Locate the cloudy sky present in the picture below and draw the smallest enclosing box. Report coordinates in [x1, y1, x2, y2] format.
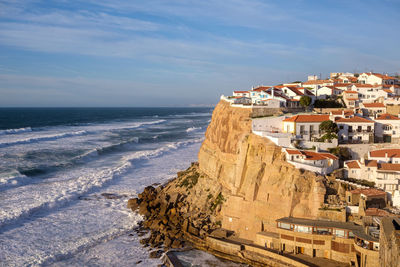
[0, 0, 399, 107]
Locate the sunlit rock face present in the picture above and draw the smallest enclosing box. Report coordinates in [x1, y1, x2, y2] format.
[198, 100, 326, 240]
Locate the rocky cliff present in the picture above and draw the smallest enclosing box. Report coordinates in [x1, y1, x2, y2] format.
[198, 100, 326, 239]
[130, 100, 328, 250]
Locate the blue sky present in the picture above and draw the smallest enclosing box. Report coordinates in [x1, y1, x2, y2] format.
[0, 0, 399, 107]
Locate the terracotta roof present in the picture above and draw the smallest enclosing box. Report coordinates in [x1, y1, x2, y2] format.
[378, 163, 400, 172]
[301, 150, 338, 161]
[234, 90, 249, 93]
[370, 149, 400, 158]
[363, 103, 385, 108]
[376, 113, 400, 120]
[303, 80, 332, 85]
[287, 87, 304, 96]
[353, 83, 374, 88]
[253, 86, 271, 92]
[350, 188, 386, 197]
[283, 114, 330, 123]
[365, 208, 390, 217]
[330, 109, 353, 115]
[336, 117, 374, 123]
[383, 89, 393, 93]
[346, 160, 360, 169]
[285, 149, 302, 155]
[335, 83, 352, 87]
[344, 90, 358, 94]
[369, 73, 397, 80]
[365, 160, 378, 168]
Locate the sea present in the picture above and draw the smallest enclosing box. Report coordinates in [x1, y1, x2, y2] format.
[0, 107, 245, 267]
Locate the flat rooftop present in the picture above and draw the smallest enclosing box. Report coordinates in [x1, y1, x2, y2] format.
[277, 217, 378, 242]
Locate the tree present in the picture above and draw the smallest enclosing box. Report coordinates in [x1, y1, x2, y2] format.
[319, 120, 339, 142]
[299, 95, 312, 108]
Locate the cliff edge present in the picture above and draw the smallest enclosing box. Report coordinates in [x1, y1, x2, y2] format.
[198, 100, 326, 239]
[129, 99, 327, 253]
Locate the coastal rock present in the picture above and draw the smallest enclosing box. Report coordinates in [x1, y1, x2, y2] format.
[127, 198, 141, 211]
[133, 100, 327, 255]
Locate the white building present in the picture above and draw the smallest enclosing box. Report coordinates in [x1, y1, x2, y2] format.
[374, 113, 400, 143]
[284, 148, 339, 175]
[342, 90, 359, 108]
[233, 90, 250, 98]
[282, 114, 330, 141]
[315, 86, 342, 99]
[358, 72, 398, 86]
[345, 158, 400, 206]
[368, 148, 400, 164]
[360, 102, 386, 118]
[336, 116, 374, 144]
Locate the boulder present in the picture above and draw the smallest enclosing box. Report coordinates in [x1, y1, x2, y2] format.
[127, 198, 141, 211]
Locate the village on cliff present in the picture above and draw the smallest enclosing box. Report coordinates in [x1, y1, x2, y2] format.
[219, 71, 400, 266]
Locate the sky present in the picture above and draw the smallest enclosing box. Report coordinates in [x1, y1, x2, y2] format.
[0, 0, 399, 107]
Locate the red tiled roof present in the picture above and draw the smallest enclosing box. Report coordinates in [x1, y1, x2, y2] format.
[363, 103, 385, 108]
[253, 86, 271, 92]
[352, 83, 374, 88]
[369, 73, 397, 80]
[376, 113, 400, 120]
[336, 117, 374, 123]
[330, 110, 353, 115]
[383, 89, 393, 93]
[344, 90, 358, 94]
[335, 83, 352, 87]
[350, 188, 386, 197]
[303, 80, 332, 85]
[365, 160, 378, 168]
[287, 87, 304, 96]
[370, 149, 400, 158]
[283, 115, 330, 123]
[346, 160, 360, 169]
[378, 163, 400, 172]
[285, 149, 302, 155]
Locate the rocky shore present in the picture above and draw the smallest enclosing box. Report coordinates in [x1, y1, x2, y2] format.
[127, 163, 224, 257]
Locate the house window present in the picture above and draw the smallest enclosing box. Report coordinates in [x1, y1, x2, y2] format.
[339, 125, 344, 130]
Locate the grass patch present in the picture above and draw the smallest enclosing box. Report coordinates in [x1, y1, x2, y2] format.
[210, 192, 226, 212]
[178, 171, 200, 189]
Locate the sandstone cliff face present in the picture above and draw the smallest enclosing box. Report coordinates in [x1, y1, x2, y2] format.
[198, 100, 326, 240]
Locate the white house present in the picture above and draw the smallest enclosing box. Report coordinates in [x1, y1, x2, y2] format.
[345, 158, 400, 203]
[282, 114, 330, 141]
[233, 90, 250, 98]
[336, 116, 374, 144]
[358, 72, 398, 86]
[374, 113, 400, 143]
[315, 86, 342, 99]
[360, 102, 386, 118]
[301, 79, 334, 94]
[342, 90, 359, 108]
[284, 148, 339, 175]
[368, 148, 400, 164]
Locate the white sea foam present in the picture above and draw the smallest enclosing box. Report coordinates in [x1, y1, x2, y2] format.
[186, 126, 201, 132]
[0, 170, 30, 189]
[0, 127, 32, 135]
[0, 138, 203, 227]
[0, 130, 88, 148]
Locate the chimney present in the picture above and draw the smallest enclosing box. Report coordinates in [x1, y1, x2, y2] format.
[272, 88, 274, 98]
[385, 152, 389, 162]
[315, 146, 319, 152]
[360, 157, 365, 164]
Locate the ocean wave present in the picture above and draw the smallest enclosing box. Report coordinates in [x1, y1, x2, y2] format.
[186, 126, 201, 133]
[0, 130, 88, 148]
[0, 137, 204, 228]
[0, 170, 30, 189]
[0, 127, 32, 135]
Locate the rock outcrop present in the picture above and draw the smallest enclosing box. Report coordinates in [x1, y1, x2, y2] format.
[130, 99, 327, 251]
[198, 100, 326, 239]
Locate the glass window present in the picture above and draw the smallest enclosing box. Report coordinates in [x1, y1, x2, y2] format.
[294, 225, 312, 234]
[315, 227, 331, 235]
[279, 222, 291, 230]
[348, 231, 355, 238]
[334, 229, 345, 238]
